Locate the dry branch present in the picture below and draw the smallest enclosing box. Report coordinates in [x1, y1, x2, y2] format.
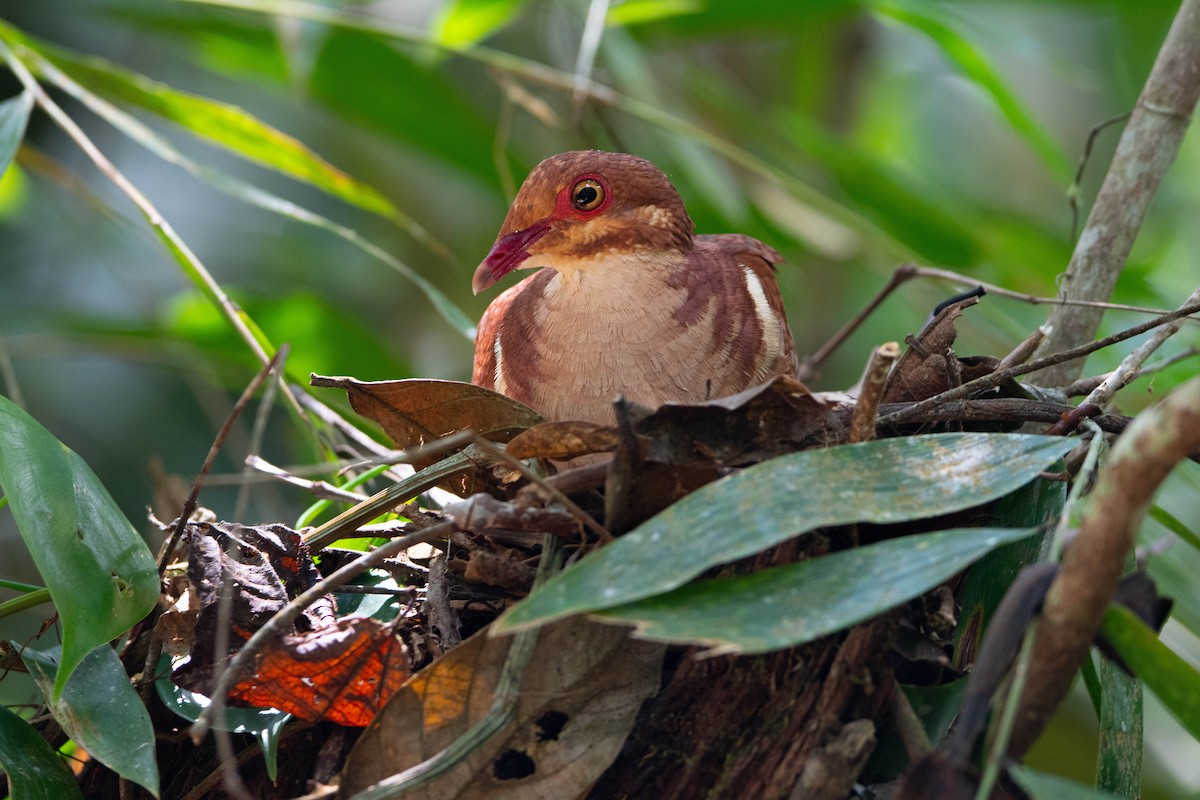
[1032, 0, 1200, 385]
[1009, 376, 1200, 755]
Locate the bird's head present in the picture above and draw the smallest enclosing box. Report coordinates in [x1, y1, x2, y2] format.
[472, 151, 695, 293]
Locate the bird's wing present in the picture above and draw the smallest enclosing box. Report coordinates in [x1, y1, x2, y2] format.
[693, 234, 799, 382]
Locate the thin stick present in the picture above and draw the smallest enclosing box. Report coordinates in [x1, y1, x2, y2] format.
[905, 264, 1185, 318]
[1080, 284, 1200, 411]
[876, 298, 1200, 428]
[800, 265, 916, 381]
[158, 349, 286, 572]
[245, 455, 371, 503]
[849, 342, 899, 443]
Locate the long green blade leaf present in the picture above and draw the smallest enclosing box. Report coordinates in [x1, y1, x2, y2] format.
[1101, 604, 1200, 740]
[22, 48, 473, 340]
[1008, 763, 1119, 800]
[872, 1, 1072, 183]
[598, 526, 1037, 654]
[0, 88, 33, 176]
[496, 433, 1075, 632]
[0, 22, 392, 218]
[0, 396, 159, 698]
[22, 646, 160, 797]
[0, 704, 84, 800]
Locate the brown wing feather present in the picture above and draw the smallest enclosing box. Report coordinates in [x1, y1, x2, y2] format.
[691, 234, 798, 386]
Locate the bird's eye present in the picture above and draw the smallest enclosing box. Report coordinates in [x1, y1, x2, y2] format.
[571, 179, 605, 211]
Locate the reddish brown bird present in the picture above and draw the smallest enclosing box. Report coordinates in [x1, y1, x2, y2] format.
[472, 150, 798, 424]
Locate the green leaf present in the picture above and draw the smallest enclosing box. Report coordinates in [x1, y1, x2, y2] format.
[1150, 505, 1200, 552]
[21, 646, 160, 797]
[496, 433, 1076, 633]
[0, 396, 159, 698]
[1101, 604, 1200, 740]
[0, 21, 419, 227]
[952, 477, 1063, 668]
[0, 703, 84, 800]
[155, 656, 289, 782]
[1008, 763, 1119, 800]
[597, 527, 1036, 654]
[17, 47, 473, 340]
[871, 1, 1072, 183]
[0, 88, 33, 177]
[432, 0, 530, 48]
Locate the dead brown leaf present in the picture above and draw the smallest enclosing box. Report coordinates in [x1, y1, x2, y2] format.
[309, 376, 542, 450]
[882, 297, 997, 404]
[506, 421, 620, 460]
[637, 374, 839, 466]
[339, 620, 664, 799]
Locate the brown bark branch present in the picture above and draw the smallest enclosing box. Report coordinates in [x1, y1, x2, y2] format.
[1008, 376, 1200, 756]
[1032, 0, 1200, 386]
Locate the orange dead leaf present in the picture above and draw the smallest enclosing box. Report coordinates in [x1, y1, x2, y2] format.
[230, 616, 410, 727]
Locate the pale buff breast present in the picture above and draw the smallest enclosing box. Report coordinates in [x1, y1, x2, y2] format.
[521, 253, 753, 424]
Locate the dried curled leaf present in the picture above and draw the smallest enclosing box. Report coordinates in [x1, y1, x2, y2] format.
[310, 375, 541, 450]
[506, 421, 620, 460]
[340, 621, 664, 798]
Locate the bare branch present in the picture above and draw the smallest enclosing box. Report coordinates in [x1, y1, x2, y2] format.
[1032, 0, 1200, 385]
[1009, 376, 1200, 755]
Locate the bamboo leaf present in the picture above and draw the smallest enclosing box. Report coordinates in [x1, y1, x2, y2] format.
[496, 433, 1075, 633]
[597, 527, 1037, 654]
[871, 1, 1073, 183]
[1101, 604, 1200, 741]
[0, 88, 33, 176]
[1008, 763, 1119, 800]
[433, 0, 531, 48]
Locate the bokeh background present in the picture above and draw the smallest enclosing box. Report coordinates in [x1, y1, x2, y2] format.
[1, 0, 1198, 794]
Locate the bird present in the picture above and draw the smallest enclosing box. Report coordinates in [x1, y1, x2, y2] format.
[471, 150, 798, 425]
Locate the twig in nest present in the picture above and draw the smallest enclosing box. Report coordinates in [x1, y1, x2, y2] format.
[466, 434, 611, 543]
[244, 455, 371, 504]
[1080, 285, 1200, 408]
[998, 325, 1048, 370]
[877, 298, 1200, 428]
[849, 342, 899, 443]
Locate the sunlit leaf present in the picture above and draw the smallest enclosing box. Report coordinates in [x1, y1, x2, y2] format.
[871, 1, 1072, 182]
[0, 704, 84, 800]
[432, 0, 531, 48]
[0, 23, 406, 221]
[22, 646, 160, 798]
[1101, 605, 1200, 741]
[18, 49, 473, 339]
[0, 88, 33, 177]
[597, 527, 1037, 654]
[496, 433, 1076, 633]
[0, 396, 159, 698]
